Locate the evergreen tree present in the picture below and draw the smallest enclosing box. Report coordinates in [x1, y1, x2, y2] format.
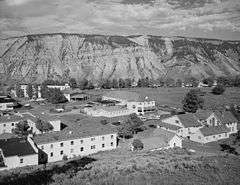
[117, 121, 134, 139]
[118, 78, 125, 88]
[36, 118, 53, 133]
[16, 84, 24, 98]
[132, 139, 144, 151]
[46, 88, 68, 104]
[125, 78, 132, 88]
[79, 78, 89, 90]
[26, 84, 33, 99]
[40, 83, 49, 98]
[33, 84, 39, 99]
[69, 78, 78, 88]
[12, 120, 30, 137]
[212, 84, 225, 95]
[112, 79, 119, 88]
[176, 79, 183, 87]
[182, 89, 204, 113]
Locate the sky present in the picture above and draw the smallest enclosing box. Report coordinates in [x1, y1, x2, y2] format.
[0, 0, 240, 40]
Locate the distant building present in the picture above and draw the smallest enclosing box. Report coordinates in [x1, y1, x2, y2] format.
[0, 137, 38, 170]
[102, 91, 156, 115]
[0, 96, 15, 111]
[198, 82, 209, 88]
[83, 106, 133, 117]
[130, 128, 182, 151]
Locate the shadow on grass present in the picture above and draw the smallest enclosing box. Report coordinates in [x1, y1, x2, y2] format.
[0, 157, 96, 185]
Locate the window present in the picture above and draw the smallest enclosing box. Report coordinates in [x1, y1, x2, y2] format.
[91, 145, 96, 149]
[3, 124, 6, 127]
[206, 137, 208, 140]
[50, 152, 53, 157]
[12, 123, 14, 126]
[50, 144, 53, 149]
[60, 150, 63, 155]
[71, 141, 74, 145]
[111, 135, 114, 139]
[132, 105, 136, 109]
[198, 136, 201, 139]
[91, 137, 95, 141]
[70, 149, 74, 153]
[219, 135, 221, 138]
[80, 140, 83, 144]
[60, 142, 63, 147]
[20, 158, 23, 163]
[102, 136, 105, 141]
[102, 144, 105, 148]
[225, 133, 228, 137]
[175, 120, 179, 124]
[111, 142, 113, 146]
[212, 117, 215, 125]
[213, 135, 215, 138]
[41, 145, 44, 150]
[80, 147, 84, 152]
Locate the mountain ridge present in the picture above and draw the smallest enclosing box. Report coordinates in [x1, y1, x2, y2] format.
[0, 33, 239, 85]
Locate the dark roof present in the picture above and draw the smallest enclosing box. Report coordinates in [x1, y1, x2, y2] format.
[200, 125, 230, 137]
[33, 118, 117, 144]
[0, 97, 16, 103]
[177, 113, 202, 128]
[194, 110, 213, 120]
[159, 121, 182, 131]
[0, 114, 23, 124]
[215, 111, 238, 124]
[0, 138, 37, 157]
[134, 128, 178, 150]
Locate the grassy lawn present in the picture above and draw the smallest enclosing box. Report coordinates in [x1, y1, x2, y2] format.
[89, 87, 240, 110]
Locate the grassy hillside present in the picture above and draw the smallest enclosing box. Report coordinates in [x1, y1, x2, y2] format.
[0, 149, 240, 185]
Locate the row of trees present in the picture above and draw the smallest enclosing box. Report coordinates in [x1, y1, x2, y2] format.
[40, 84, 68, 104]
[12, 119, 53, 137]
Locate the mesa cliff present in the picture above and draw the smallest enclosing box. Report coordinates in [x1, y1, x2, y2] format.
[0, 33, 239, 84]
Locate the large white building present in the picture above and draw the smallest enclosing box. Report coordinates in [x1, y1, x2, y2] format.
[33, 125, 117, 163]
[159, 110, 238, 143]
[102, 90, 156, 116]
[0, 137, 38, 170]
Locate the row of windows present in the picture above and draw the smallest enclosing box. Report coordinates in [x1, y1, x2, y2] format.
[204, 133, 228, 140]
[3, 122, 16, 127]
[41, 135, 115, 150]
[49, 142, 114, 157]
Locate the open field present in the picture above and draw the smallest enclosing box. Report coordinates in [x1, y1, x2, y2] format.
[88, 87, 240, 110]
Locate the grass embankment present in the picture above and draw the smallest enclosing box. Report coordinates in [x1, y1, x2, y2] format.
[1, 149, 240, 185]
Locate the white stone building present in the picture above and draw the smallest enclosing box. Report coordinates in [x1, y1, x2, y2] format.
[160, 110, 238, 143]
[33, 126, 117, 163]
[102, 90, 156, 115]
[0, 137, 38, 170]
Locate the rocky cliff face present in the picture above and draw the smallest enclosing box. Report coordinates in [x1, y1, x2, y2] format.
[0, 33, 239, 84]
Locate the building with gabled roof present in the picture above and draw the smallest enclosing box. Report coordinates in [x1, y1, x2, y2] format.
[161, 109, 238, 143]
[33, 118, 117, 163]
[130, 128, 182, 151]
[0, 137, 38, 170]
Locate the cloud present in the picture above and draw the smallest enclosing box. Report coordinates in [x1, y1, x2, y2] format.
[6, 0, 32, 6]
[0, 0, 239, 39]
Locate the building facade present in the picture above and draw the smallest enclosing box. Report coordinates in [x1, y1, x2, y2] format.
[0, 137, 38, 170]
[35, 133, 117, 163]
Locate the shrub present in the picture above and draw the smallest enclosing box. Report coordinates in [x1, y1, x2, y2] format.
[100, 120, 108, 125]
[62, 155, 68, 161]
[212, 85, 225, 95]
[132, 139, 144, 151]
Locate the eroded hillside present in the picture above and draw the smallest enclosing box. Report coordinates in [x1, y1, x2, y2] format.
[0, 33, 239, 84]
